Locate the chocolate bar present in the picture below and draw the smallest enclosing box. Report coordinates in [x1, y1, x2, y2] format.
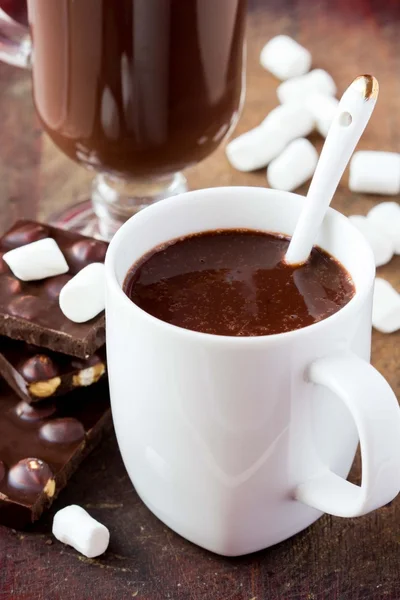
[0, 378, 111, 529]
[0, 220, 108, 358]
[0, 337, 106, 403]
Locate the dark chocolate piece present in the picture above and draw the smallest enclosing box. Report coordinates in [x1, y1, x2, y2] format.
[0, 378, 111, 529]
[0, 220, 108, 358]
[0, 337, 106, 403]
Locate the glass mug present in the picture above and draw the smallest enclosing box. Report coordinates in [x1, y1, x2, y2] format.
[0, 0, 247, 239]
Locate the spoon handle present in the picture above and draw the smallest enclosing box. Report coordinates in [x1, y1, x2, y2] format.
[285, 75, 379, 265]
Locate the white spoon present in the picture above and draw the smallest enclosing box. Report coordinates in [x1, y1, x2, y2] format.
[285, 74, 379, 265]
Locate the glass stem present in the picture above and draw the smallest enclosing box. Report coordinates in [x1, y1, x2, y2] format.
[91, 172, 188, 239]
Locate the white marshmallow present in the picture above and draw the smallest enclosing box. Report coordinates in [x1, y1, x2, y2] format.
[372, 278, 400, 334]
[277, 69, 337, 105]
[59, 262, 105, 323]
[226, 125, 288, 172]
[261, 104, 314, 139]
[267, 138, 318, 192]
[348, 215, 394, 267]
[367, 202, 400, 254]
[260, 35, 312, 80]
[2, 238, 69, 282]
[305, 92, 339, 137]
[349, 151, 400, 195]
[53, 505, 110, 558]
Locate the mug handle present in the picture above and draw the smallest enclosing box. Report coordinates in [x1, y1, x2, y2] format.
[295, 353, 400, 517]
[0, 8, 31, 68]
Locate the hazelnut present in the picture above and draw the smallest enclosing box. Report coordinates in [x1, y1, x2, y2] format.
[73, 363, 105, 387]
[2, 275, 22, 296]
[45, 274, 72, 300]
[8, 295, 42, 319]
[44, 478, 56, 498]
[28, 376, 61, 398]
[39, 418, 85, 444]
[8, 458, 53, 494]
[67, 239, 107, 266]
[15, 401, 57, 421]
[20, 354, 59, 383]
[2, 223, 49, 249]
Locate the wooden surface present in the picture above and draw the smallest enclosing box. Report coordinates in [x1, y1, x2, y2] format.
[1, 0, 400, 598]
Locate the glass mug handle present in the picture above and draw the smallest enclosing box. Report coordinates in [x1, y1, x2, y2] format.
[296, 353, 400, 517]
[0, 8, 31, 68]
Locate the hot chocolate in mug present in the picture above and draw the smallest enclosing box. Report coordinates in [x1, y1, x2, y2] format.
[105, 186, 400, 556]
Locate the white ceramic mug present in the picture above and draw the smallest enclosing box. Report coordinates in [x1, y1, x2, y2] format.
[105, 186, 400, 556]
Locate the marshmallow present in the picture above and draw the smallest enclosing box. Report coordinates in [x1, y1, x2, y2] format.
[305, 92, 339, 137]
[226, 125, 288, 172]
[53, 505, 110, 558]
[261, 104, 314, 139]
[367, 202, 400, 254]
[2, 238, 69, 282]
[227, 102, 316, 173]
[59, 262, 105, 323]
[349, 151, 400, 195]
[372, 278, 400, 334]
[348, 215, 394, 267]
[267, 138, 318, 192]
[277, 69, 337, 105]
[260, 35, 312, 80]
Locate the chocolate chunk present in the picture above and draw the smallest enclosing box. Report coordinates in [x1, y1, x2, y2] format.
[39, 418, 85, 444]
[15, 401, 57, 422]
[8, 458, 54, 494]
[0, 337, 106, 403]
[2, 223, 49, 249]
[66, 239, 107, 267]
[0, 379, 111, 529]
[0, 220, 108, 358]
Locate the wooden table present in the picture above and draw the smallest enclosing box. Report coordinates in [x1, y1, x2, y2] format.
[1, 1, 400, 598]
